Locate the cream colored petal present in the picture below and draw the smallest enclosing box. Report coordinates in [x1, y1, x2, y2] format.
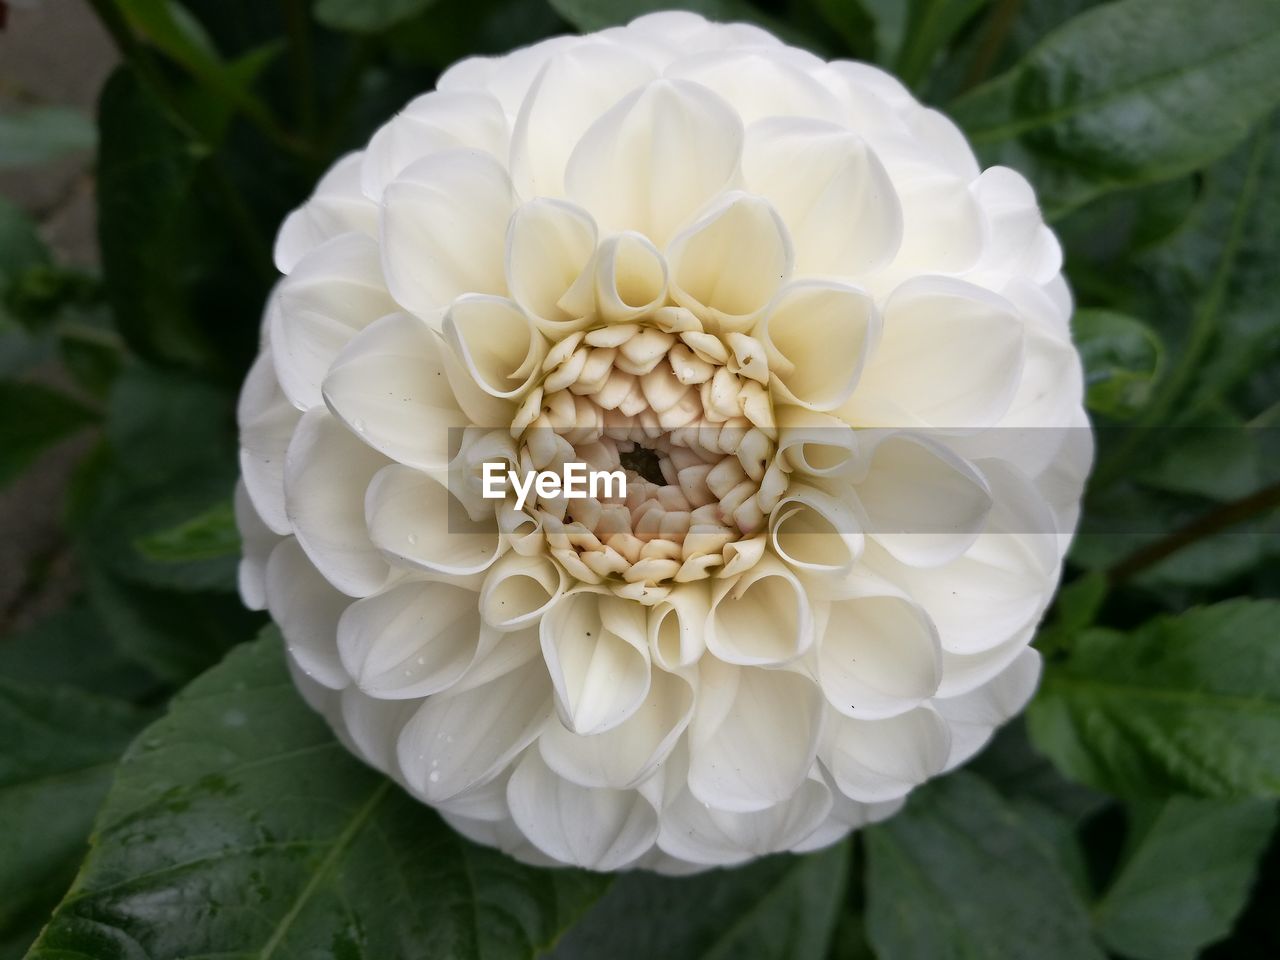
[742, 117, 901, 279]
[668, 192, 793, 334]
[843, 276, 1024, 429]
[322, 311, 467, 472]
[565, 78, 743, 248]
[821, 705, 950, 803]
[443, 294, 547, 400]
[269, 233, 399, 410]
[366, 464, 502, 577]
[361, 89, 509, 202]
[266, 539, 350, 689]
[479, 550, 566, 632]
[234, 480, 280, 611]
[337, 580, 485, 699]
[397, 659, 553, 801]
[237, 349, 299, 534]
[380, 149, 515, 317]
[688, 659, 822, 812]
[935, 647, 1041, 768]
[667, 50, 842, 125]
[284, 408, 392, 598]
[450, 624, 541, 694]
[274, 153, 377, 273]
[776, 405, 859, 478]
[509, 41, 658, 198]
[853, 432, 993, 567]
[590, 232, 669, 323]
[541, 590, 652, 735]
[759, 280, 878, 411]
[648, 582, 710, 670]
[880, 164, 984, 282]
[504, 198, 598, 331]
[507, 749, 659, 871]
[768, 482, 863, 580]
[818, 593, 941, 720]
[706, 555, 814, 665]
[539, 667, 694, 790]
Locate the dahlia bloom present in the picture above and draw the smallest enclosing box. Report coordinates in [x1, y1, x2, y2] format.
[237, 11, 1090, 873]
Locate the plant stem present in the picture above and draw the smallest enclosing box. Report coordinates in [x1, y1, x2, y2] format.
[1106, 480, 1280, 586]
[963, 0, 1022, 93]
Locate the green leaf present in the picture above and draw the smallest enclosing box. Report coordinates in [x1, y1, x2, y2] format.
[27, 634, 609, 960]
[550, 845, 848, 958]
[1073, 309, 1163, 419]
[136, 497, 240, 564]
[1029, 599, 1280, 798]
[952, 0, 1280, 213]
[1094, 797, 1278, 960]
[547, 0, 804, 45]
[864, 772, 1105, 960]
[0, 681, 149, 959]
[895, 0, 992, 89]
[0, 106, 95, 169]
[0, 380, 96, 489]
[314, 0, 442, 32]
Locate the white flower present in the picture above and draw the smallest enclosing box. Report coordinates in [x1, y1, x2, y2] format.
[238, 11, 1090, 873]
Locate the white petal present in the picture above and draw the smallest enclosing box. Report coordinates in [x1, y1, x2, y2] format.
[509, 40, 658, 198]
[541, 590, 652, 735]
[479, 550, 566, 632]
[935, 647, 1041, 768]
[504, 198, 598, 331]
[742, 117, 901, 279]
[284, 409, 392, 597]
[759, 280, 878, 410]
[237, 349, 299, 534]
[566, 78, 743, 248]
[854, 432, 992, 567]
[270, 233, 398, 410]
[667, 50, 841, 125]
[361, 90, 509, 202]
[274, 153, 378, 274]
[776, 405, 859, 478]
[366, 464, 503, 577]
[821, 705, 950, 803]
[817, 593, 941, 720]
[442, 35, 582, 114]
[706, 555, 814, 665]
[443, 295, 547, 400]
[337, 686, 417, 777]
[969, 166, 1060, 285]
[659, 773, 833, 866]
[397, 659, 553, 801]
[380, 149, 515, 317]
[768, 482, 863, 579]
[668, 192, 793, 334]
[880, 164, 984, 282]
[266, 539, 350, 689]
[322, 311, 468, 472]
[234, 479, 280, 611]
[451, 624, 541, 694]
[844, 276, 1024, 429]
[688, 659, 822, 812]
[590, 232, 669, 323]
[508, 749, 659, 871]
[539, 667, 694, 789]
[648, 582, 710, 670]
[337, 580, 487, 699]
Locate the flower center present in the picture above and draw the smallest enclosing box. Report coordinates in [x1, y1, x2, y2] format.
[509, 309, 785, 601]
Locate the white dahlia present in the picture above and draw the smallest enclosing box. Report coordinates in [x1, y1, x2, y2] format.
[237, 11, 1091, 873]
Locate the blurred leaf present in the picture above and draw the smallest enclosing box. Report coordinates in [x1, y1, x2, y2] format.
[859, 0, 909, 63]
[0, 198, 49, 291]
[550, 846, 848, 959]
[1029, 599, 1280, 798]
[1136, 408, 1264, 501]
[1094, 797, 1277, 960]
[895, 0, 992, 88]
[136, 497, 240, 564]
[0, 380, 96, 489]
[0, 680, 149, 960]
[952, 0, 1280, 213]
[812, 0, 877, 61]
[1037, 570, 1108, 653]
[1074, 309, 1163, 419]
[0, 601, 158, 700]
[865, 772, 1105, 960]
[315, 0, 442, 32]
[27, 634, 609, 960]
[0, 106, 95, 169]
[547, 0, 806, 46]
